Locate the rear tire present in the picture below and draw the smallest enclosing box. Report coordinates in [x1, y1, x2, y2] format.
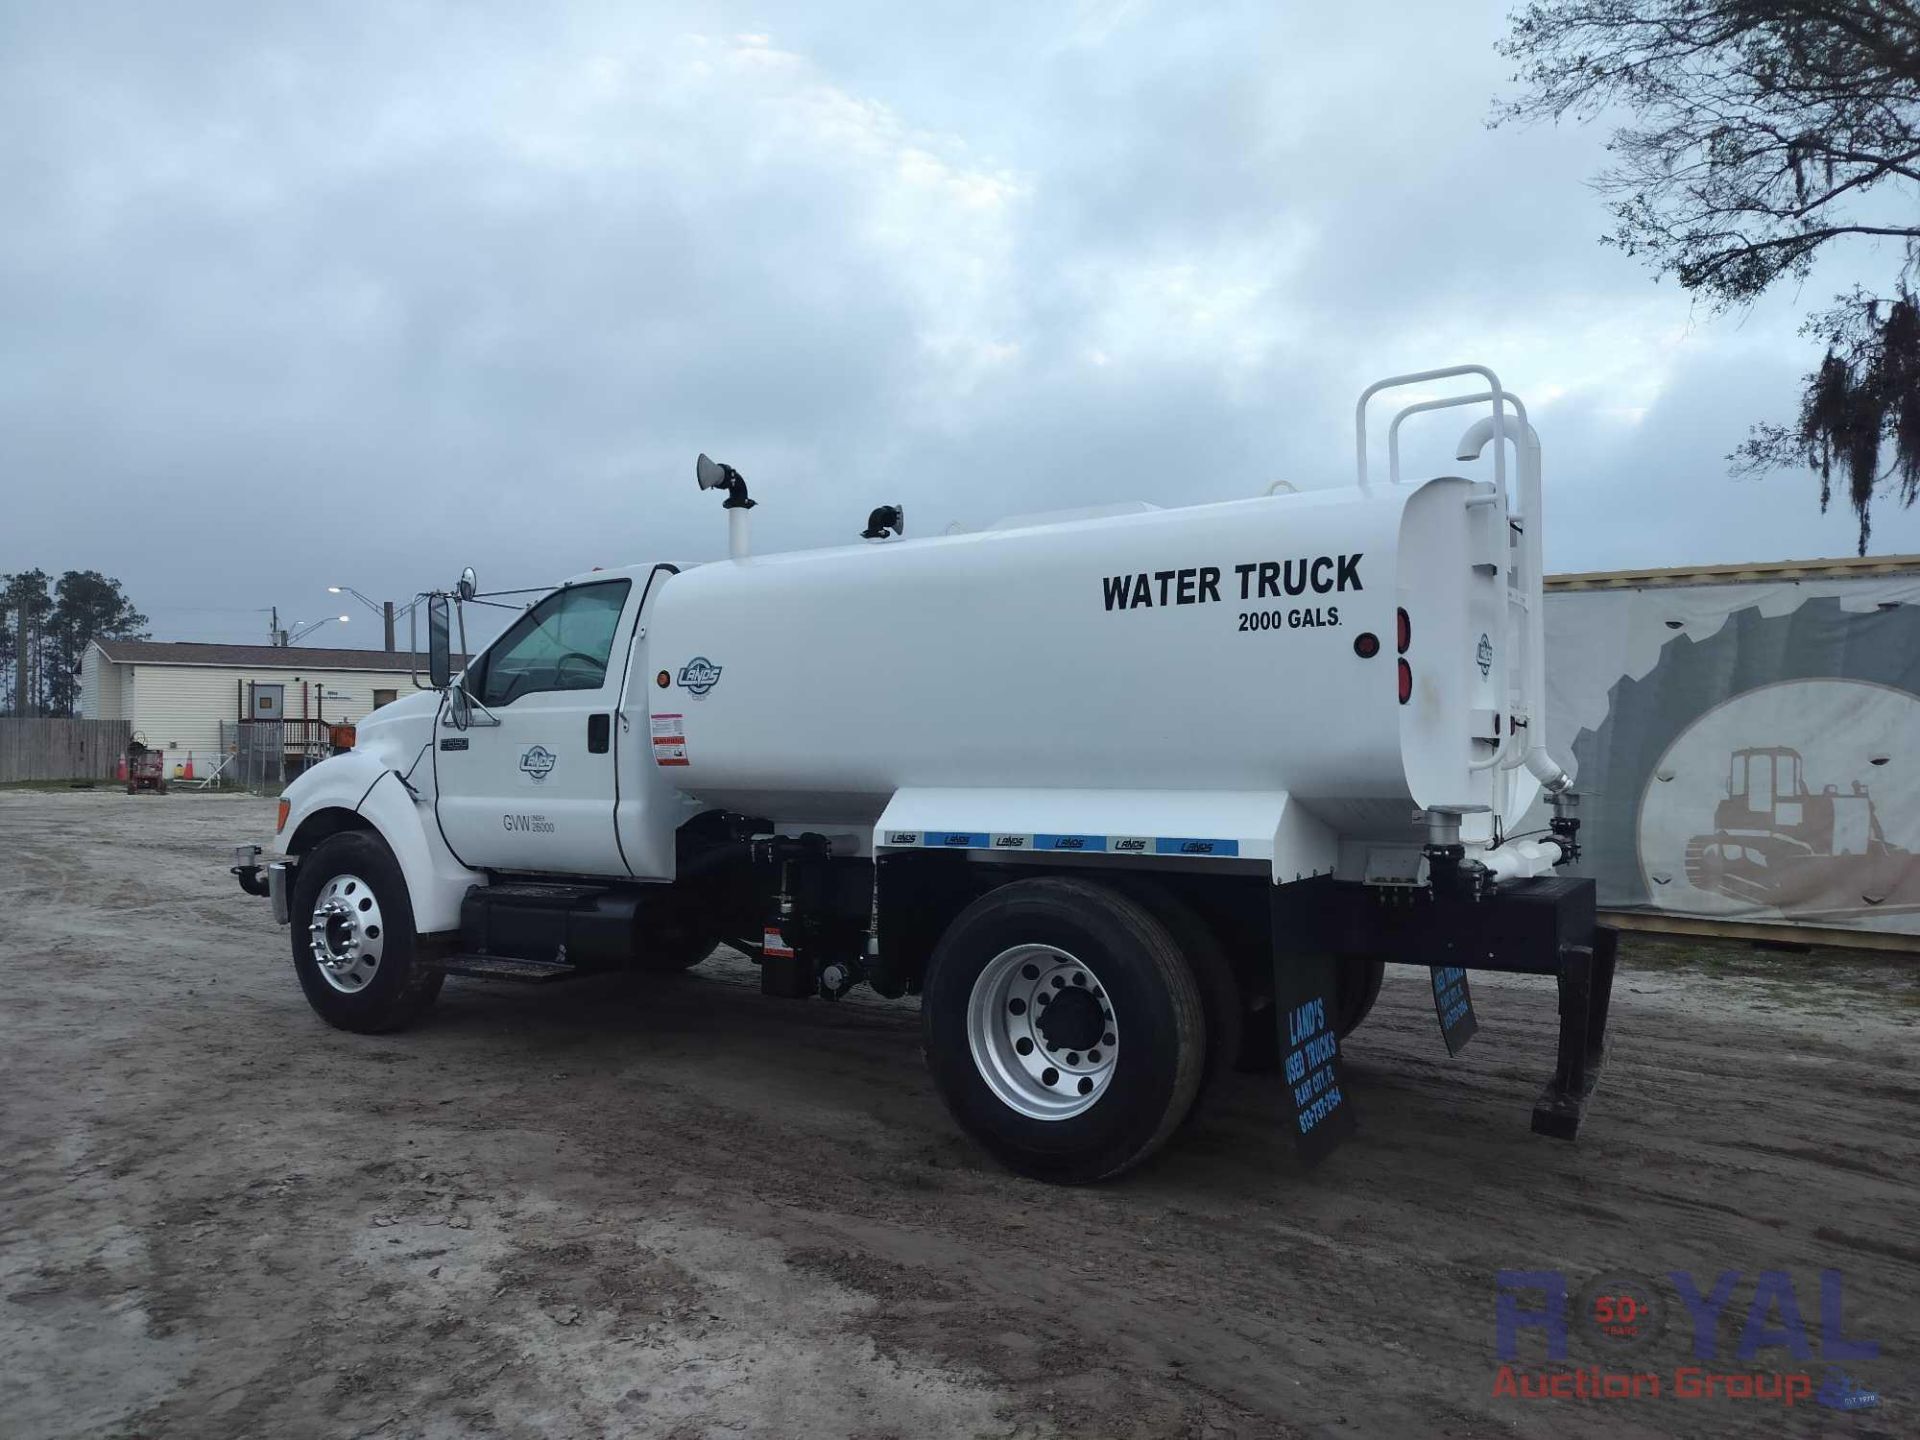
[1237, 954, 1387, 1070]
[1336, 957, 1387, 1037]
[1125, 882, 1241, 1117]
[922, 877, 1205, 1184]
[633, 921, 719, 973]
[290, 830, 443, 1034]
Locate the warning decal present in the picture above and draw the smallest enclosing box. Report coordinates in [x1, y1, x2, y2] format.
[651, 713, 688, 767]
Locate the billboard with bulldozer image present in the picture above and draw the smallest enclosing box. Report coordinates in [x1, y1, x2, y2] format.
[1537, 561, 1920, 942]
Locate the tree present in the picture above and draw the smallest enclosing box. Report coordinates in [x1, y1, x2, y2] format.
[0, 571, 54, 716]
[0, 587, 12, 713]
[0, 570, 147, 715]
[1497, 1, 1920, 552]
[46, 571, 149, 717]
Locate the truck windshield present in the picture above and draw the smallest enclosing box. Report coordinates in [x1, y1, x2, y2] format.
[468, 580, 632, 707]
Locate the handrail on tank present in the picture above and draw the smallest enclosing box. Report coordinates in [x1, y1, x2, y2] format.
[1452, 403, 1547, 784]
[1355, 364, 1505, 498]
[1387, 388, 1535, 777]
[1358, 366, 1571, 804]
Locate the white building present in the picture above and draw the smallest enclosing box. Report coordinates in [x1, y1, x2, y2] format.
[79, 641, 435, 774]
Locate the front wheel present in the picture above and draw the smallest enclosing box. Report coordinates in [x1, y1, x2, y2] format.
[289, 830, 443, 1033]
[923, 878, 1206, 1184]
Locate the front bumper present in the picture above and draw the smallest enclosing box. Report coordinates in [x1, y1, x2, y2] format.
[232, 845, 297, 925]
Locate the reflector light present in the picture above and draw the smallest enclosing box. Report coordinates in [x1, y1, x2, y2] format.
[1353, 632, 1380, 658]
[1397, 608, 1411, 653]
[276, 799, 290, 833]
[1397, 659, 1412, 705]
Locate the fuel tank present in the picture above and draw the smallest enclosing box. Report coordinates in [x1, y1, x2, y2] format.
[643, 476, 1514, 834]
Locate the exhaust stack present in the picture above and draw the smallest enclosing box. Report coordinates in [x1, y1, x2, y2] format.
[696, 453, 755, 560]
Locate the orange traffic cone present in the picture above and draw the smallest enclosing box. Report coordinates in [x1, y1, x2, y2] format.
[184, 754, 194, 781]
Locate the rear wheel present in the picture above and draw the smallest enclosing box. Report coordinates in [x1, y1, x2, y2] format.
[290, 830, 443, 1033]
[923, 878, 1205, 1184]
[1336, 956, 1387, 1036]
[634, 923, 719, 973]
[1238, 955, 1387, 1070]
[1126, 882, 1241, 1117]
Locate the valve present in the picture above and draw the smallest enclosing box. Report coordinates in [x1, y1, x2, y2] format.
[1549, 790, 1582, 866]
[819, 958, 866, 1001]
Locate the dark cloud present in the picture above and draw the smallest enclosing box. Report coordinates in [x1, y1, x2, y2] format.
[2, 2, 1915, 644]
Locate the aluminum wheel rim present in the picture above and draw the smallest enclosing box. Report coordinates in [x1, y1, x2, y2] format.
[308, 873, 385, 994]
[966, 944, 1119, 1121]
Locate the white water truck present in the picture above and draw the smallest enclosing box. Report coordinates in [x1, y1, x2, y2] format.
[234, 365, 1617, 1182]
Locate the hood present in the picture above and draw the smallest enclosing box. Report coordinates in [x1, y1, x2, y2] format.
[352, 687, 440, 766]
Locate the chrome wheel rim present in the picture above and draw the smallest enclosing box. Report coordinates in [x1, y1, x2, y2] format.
[966, 944, 1119, 1121]
[308, 873, 384, 994]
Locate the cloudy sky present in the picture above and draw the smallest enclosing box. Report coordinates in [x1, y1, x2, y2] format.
[4, 1, 1919, 645]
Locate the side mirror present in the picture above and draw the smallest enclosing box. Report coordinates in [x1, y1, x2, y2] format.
[457, 566, 477, 602]
[428, 596, 452, 689]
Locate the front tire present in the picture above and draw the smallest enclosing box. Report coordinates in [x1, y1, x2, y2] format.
[290, 830, 442, 1033]
[923, 878, 1205, 1184]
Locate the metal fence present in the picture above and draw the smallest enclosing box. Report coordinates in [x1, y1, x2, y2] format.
[0, 718, 132, 783]
[217, 720, 339, 793]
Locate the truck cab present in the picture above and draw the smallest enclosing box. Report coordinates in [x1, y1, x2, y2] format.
[427, 565, 690, 881]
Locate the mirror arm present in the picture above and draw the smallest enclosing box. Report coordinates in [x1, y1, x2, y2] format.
[459, 685, 502, 728]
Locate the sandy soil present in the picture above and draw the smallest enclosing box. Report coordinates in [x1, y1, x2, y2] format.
[1, 788, 1914, 1439]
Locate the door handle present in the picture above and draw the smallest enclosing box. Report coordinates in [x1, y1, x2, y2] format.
[588, 713, 610, 753]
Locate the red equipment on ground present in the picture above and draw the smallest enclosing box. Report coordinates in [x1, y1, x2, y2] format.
[125, 735, 167, 795]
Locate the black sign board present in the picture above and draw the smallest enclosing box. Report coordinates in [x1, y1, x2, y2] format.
[1272, 948, 1358, 1166]
[1430, 964, 1478, 1055]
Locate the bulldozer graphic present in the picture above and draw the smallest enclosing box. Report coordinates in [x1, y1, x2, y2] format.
[1683, 746, 1912, 915]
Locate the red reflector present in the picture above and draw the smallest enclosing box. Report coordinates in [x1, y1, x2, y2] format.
[1397, 659, 1412, 704]
[1396, 607, 1411, 653]
[1353, 632, 1380, 658]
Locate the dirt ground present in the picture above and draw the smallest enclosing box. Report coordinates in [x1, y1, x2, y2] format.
[1, 788, 1914, 1439]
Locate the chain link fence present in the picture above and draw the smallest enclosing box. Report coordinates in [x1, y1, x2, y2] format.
[216, 720, 338, 794]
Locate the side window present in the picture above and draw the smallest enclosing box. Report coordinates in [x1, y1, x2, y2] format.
[473, 581, 632, 708]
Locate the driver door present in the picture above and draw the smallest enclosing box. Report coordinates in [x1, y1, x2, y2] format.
[434, 578, 635, 875]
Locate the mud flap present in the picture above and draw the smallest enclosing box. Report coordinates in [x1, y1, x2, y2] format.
[1275, 876, 1614, 1150]
[1272, 891, 1358, 1166]
[1430, 965, 1478, 1054]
